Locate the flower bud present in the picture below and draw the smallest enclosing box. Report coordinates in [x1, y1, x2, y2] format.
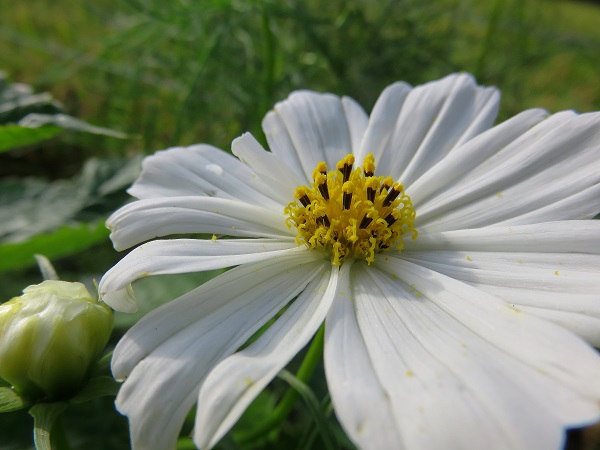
[0, 280, 113, 400]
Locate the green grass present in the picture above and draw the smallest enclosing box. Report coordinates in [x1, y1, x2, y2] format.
[2, 0, 597, 163]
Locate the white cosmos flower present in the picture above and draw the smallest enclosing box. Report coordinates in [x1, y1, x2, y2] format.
[99, 73, 600, 450]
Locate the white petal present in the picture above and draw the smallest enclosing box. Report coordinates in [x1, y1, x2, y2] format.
[264, 91, 356, 181]
[127, 144, 284, 210]
[407, 220, 600, 253]
[355, 81, 411, 165]
[261, 110, 306, 181]
[360, 74, 499, 183]
[231, 132, 305, 201]
[400, 251, 600, 294]
[194, 263, 340, 449]
[496, 181, 600, 225]
[392, 73, 499, 186]
[324, 262, 403, 450]
[377, 257, 600, 404]
[342, 96, 369, 154]
[404, 220, 600, 344]
[112, 253, 327, 450]
[99, 238, 298, 300]
[361, 260, 600, 449]
[408, 108, 549, 206]
[112, 249, 326, 378]
[400, 242, 600, 345]
[102, 284, 137, 313]
[516, 306, 600, 347]
[107, 196, 293, 251]
[416, 112, 600, 230]
[353, 265, 520, 449]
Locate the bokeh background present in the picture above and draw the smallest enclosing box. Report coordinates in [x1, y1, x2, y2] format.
[1, 0, 599, 448]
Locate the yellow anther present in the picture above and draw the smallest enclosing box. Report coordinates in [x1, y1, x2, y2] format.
[314, 173, 327, 185]
[313, 162, 328, 180]
[336, 154, 356, 170]
[285, 154, 417, 265]
[363, 153, 376, 176]
[295, 187, 311, 207]
[383, 182, 403, 207]
[295, 186, 309, 198]
[342, 181, 355, 194]
[342, 181, 355, 210]
[337, 154, 355, 183]
[365, 177, 379, 189]
[365, 177, 379, 202]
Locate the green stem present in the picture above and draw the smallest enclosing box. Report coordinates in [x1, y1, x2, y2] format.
[30, 402, 69, 450]
[50, 415, 71, 450]
[475, 0, 503, 76]
[237, 325, 325, 444]
[258, 9, 276, 122]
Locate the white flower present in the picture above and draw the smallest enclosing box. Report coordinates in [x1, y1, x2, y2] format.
[99, 73, 600, 450]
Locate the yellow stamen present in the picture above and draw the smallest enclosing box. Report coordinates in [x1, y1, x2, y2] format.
[336, 154, 355, 183]
[363, 153, 375, 176]
[284, 153, 417, 265]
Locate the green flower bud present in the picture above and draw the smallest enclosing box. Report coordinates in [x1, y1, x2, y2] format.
[0, 280, 113, 400]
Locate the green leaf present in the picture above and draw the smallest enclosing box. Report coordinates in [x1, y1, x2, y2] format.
[19, 113, 128, 139]
[177, 437, 200, 450]
[28, 402, 68, 450]
[0, 387, 31, 413]
[0, 91, 62, 125]
[0, 220, 109, 273]
[0, 155, 143, 273]
[90, 352, 113, 376]
[278, 370, 338, 450]
[69, 376, 120, 404]
[231, 389, 277, 437]
[0, 177, 88, 242]
[0, 156, 140, 244]
[0, 124, 62, 152]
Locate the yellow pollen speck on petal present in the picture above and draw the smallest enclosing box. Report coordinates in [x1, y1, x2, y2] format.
[406, 370, 414, 377]
[231, 225, 236, 229]
[355, 421, 366, 434]
[284, 153, 417, 265]
[554, 271, 559, 276]
[466, 256, 472, 261]
[496, 192, 503, 197]
[211, 234, 217, 241]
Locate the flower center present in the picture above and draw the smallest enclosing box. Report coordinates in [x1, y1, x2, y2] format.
[285, 153, 417, 265]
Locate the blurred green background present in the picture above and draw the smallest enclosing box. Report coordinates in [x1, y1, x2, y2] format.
[1, 0, 599, 448]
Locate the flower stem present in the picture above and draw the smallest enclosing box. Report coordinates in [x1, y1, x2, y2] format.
[237, 325, 325, 444]
[50, 415, 71, 450]
[260, 10, 276, 118]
